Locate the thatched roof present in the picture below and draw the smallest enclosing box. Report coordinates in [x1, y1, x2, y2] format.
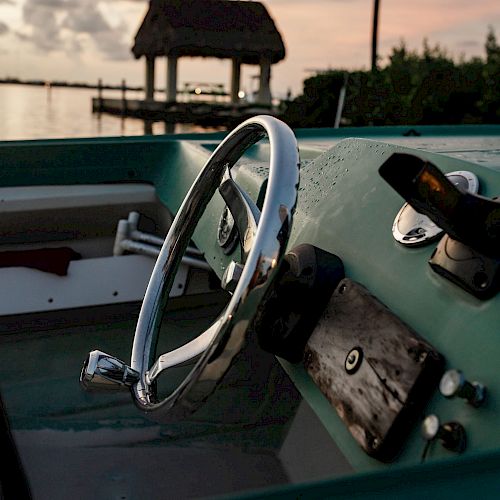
[132, 0, 285, 65]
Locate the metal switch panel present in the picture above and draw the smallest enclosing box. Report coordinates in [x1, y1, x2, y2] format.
[304, 279, 444, 461]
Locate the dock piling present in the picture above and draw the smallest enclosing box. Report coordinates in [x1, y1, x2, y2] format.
[121, 79, 127, 114]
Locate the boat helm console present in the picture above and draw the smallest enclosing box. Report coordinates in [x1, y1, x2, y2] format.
[80, 117, 497, 470]
[0, 116, 499, 497]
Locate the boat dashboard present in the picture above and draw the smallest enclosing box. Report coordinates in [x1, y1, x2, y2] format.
[0, 122, 499, 497]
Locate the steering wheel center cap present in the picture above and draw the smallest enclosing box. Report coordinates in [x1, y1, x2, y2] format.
[217, 205, 238, 254]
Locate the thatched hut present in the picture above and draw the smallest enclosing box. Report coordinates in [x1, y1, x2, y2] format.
[132, 0, 286, 104]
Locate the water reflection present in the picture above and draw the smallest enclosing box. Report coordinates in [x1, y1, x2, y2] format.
[0, 84, 225, 141]
[141, 120, 175, 135]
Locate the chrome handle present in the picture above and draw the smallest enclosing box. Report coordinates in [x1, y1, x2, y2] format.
[80, 350, 140, 392]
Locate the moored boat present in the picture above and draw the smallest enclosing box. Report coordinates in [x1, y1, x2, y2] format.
[1, 117, 499, 498]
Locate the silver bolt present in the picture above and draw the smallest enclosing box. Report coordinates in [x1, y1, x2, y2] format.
[221, 261, 244, 293]
[439, 369, 486, 407]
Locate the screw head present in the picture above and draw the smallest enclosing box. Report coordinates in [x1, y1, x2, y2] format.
[418, 351, 428, 363]
[345, 347, 363, 375]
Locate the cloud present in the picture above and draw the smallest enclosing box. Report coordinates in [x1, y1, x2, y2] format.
[62, 6, 114, 34]
[93, 29, 131, 60]
[22, 1, 62, 51]
[33, 0, 77, 7]
[457, 40, 480, 48]
[20, 0, 131, 60]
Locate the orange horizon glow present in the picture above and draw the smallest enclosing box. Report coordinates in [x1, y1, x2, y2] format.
[0, 0, 498, 96]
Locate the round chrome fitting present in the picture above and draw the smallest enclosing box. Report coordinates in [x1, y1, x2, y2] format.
[392, 170, 479, 246]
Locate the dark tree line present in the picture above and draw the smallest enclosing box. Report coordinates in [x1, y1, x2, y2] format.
[283, 29, 500, 127]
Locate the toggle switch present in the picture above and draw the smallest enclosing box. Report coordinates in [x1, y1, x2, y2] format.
[439, 369, 486, 407]
[421, 414, 466, 454]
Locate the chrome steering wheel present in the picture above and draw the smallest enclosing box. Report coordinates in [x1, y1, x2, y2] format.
[81, 115, 299, 421]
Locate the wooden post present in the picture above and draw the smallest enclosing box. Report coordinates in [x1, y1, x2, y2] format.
[121, 79, 126, 114]
[230, 58, 241, 104]
[257, 57, 272, 105]
[164, 122, 175, 134]
[145, 56, 155, 101]
[97, 78, 103, 112]
[166, 55, 178, 103]
[144, 120, 153, 135]
[371, 0, 381, 71]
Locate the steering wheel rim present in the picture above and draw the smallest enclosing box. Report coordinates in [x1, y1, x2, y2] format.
[130, 115, 300, 419]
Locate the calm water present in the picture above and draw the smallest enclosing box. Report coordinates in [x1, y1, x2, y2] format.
[0, 84, 217, 141]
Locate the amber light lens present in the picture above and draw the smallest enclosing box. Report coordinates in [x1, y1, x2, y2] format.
[418, 168, 446, 194]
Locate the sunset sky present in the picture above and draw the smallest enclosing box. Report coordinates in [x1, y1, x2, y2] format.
[0, 0, 499, 97]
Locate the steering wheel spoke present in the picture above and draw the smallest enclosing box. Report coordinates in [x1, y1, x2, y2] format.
[146, 318, 223, 384]
[219, 173, 261, 261]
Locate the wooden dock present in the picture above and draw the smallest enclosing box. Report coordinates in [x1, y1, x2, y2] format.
[92, 97, 279, 128]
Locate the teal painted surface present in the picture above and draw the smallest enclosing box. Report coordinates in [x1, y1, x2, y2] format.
[282, 137, 500, 471]
[1, 124, 500, 493]
[234, 449, 500, 499]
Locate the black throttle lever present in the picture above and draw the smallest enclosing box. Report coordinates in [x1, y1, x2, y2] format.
[380, 153, 500, 298]
[379, 153, 500, 257]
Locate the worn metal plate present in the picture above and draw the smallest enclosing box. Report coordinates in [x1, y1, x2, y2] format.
[304, 279, 444, 461]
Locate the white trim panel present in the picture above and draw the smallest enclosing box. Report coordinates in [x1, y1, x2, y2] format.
[0, 184, 157, 214]
[0, 254, 188, 316]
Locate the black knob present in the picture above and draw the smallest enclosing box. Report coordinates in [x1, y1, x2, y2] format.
[421, 414, 466, 453]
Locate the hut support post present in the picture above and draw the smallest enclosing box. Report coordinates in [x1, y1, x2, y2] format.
[258, 57, 272, 105]
[121, 79, 127, 114]
[145, 56, 156, 101]
[166, 55, 178, 103]
[230, 58, 241, 104]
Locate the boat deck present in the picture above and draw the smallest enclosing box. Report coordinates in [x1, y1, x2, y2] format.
[0, 296, 351, 499]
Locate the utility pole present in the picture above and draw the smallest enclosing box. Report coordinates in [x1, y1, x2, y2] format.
[371, 0, 380, 71]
